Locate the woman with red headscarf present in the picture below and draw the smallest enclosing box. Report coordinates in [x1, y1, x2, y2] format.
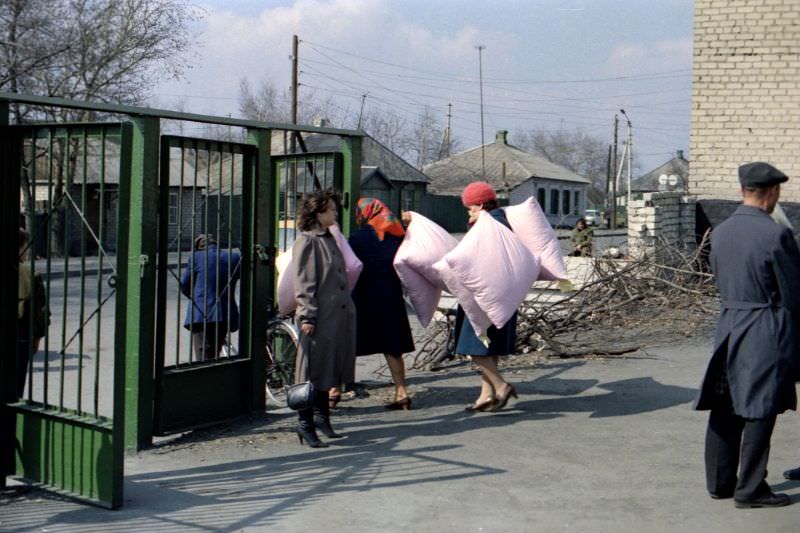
[455, 181, 518, 412]
[348, 198, 415, 409]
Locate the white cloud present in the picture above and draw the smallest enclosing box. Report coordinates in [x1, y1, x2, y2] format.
[604, 37, 692, 76]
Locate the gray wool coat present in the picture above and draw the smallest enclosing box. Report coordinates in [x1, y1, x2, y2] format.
[694, 205, 800, 418]
[292, 226, 356, 390]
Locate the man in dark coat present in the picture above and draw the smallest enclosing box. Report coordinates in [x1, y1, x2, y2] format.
[694, 162, 800, 508]
[180, 234, 241, 361]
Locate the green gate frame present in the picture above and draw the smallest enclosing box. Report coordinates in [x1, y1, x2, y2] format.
[0, 92, 362, 508]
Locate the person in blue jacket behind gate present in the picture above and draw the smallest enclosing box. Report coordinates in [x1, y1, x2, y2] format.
[180, 233, 241, 361]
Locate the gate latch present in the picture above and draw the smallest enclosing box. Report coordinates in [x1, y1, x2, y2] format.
[254, 244, 271, 265]
[138, 254, 149, 278]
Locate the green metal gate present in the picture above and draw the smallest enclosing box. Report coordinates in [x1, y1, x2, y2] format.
[152, 136, 260, 434]
[1, 122, 131, 508]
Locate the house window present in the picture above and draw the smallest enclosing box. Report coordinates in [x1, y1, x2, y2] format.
[168, 192, 179, 225]
[562, 190, 571, 215]
[537, 188, 546, 209]
[401, 188, 415, 212]
[574, 191, 580, 214]
[549, 189, 560, 215]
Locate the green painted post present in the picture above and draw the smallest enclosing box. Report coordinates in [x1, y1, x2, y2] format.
[0, 104, 20, 489]
[246, 128, 273, 410]
[340, 135, 362, 235]
[119, 117, 159, 450]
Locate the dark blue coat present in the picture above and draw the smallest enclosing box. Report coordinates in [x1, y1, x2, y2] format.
[694, 205, 800, 418]
[348, 227, 415, 356]
[180, 246, 241, 332]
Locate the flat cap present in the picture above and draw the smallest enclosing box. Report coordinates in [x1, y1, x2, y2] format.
[738, 162, 788, 187]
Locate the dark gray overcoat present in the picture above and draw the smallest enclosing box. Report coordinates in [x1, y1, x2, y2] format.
[293, 226, 356, 390]
[694, 205, 800, 418]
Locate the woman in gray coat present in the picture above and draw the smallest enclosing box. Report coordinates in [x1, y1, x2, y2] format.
[293, 190, 356, 448]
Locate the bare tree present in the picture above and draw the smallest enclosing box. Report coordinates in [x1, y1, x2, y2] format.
[513, 128, 612, 196]
[1, 0, 199, 254]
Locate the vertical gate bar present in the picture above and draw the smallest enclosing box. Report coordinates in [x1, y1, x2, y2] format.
[215, 145, 222, 358]
[227, 147, 234, 356]
[340, 135, 362, 234]
[246, 128, 272, 410]
[153, 134, 171, 431]
[121, 116, 159, 451]
[203, 144, 211, 357]
[188, 140, 198, 363]
[176, 142, 185, 367]
[59, 133, 70, 411]
[94, 128, 106, 417]
[77, 131, 88, 413]
[44, 130, 54, 405]
[280, 160, 288, 252]
[26, 134, 38, 401]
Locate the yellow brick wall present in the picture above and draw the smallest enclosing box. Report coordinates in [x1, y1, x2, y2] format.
[691, 0, 800, 201]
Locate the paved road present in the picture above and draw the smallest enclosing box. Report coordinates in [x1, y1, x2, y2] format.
[2, 331, 799, 532]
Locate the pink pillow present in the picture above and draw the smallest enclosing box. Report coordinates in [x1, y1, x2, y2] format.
[434, 211, 540, 337]
[275, 224, 363, 316]
[505, 197, 568, 281]
[394, 262, 441, 327]
[329, 224, 363, 290]
[394, 212, 459, 290]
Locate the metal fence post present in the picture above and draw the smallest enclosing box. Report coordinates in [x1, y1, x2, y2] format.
[0, 101, 20, 489]
[340, 135, 362, 234]
[246, 128, 273, 410]
[119, 117, 160, 450]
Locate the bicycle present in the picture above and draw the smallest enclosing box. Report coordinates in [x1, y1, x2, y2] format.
[265, 315, 300, 406]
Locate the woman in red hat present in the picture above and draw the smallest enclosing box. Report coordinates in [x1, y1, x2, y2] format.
[456, 181, 518, 412]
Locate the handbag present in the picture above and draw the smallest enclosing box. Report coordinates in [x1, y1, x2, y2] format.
[285, 380, 315, 411]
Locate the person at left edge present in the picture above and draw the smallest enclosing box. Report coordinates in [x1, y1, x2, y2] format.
[180, 233, 241, 361]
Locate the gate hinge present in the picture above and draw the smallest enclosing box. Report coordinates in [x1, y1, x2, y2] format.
[138, 254, 149, 278]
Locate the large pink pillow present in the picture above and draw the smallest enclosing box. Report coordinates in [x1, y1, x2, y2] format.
[275, 224, 363, 316]
[505, 197, 568, 281]
[434, 211, 540, 337]
[393, 212, 458, 326]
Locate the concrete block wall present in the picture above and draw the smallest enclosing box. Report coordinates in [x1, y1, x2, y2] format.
[691, 0, 800, 202]
[628, 192, 697, 258]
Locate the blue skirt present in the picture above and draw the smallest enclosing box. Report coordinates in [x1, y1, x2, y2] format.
[454, 306, 517, 357]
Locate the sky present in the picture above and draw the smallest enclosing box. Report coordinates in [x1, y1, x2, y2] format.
[151, 0, 694, 174]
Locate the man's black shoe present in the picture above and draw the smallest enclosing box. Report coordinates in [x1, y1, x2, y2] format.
[734, 492, 791, 509]
[783, 467, 800, 481]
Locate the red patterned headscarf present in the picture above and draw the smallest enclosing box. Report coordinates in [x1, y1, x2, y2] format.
[356, 197, 405, 241]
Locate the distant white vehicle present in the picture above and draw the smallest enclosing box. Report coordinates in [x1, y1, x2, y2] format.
[584, 209, 600, 226]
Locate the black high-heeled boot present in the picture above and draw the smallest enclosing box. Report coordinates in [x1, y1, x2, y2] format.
[297, 407, 328, 448]
[314, 390, 343, 438]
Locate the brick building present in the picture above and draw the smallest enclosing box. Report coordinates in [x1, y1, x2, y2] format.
[691, 0, 800, 202]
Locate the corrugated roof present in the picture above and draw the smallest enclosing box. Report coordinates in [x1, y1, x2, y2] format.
[424, 131, 590, 195]
[625, 152, 689, 193]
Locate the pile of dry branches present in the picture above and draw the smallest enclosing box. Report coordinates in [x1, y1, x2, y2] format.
[412, 236, 718, 367]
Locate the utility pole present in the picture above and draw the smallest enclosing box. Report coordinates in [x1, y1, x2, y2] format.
[290, 34, 299, 155]
[476, 45, 486, 179]
[438, 102, 452, 159]
[357, 93, 368, 129]
[620, 108, 633, 220]
[611, 114, 618, 229]
[606, 144, 612, 227]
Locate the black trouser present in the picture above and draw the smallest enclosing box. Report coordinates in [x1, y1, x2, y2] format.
[190, 321, 228, 361]
[705, 401, 776, 500]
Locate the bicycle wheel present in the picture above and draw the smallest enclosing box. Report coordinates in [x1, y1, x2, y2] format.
[265, 318, 299, 406]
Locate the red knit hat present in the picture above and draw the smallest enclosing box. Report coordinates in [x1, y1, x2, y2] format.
[461, 181, 497, 207]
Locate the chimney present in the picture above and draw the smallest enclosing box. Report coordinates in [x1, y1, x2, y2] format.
[495, 130, 509, 144]
[313, 117, 330, 128]
[677, 149, 684, 160]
